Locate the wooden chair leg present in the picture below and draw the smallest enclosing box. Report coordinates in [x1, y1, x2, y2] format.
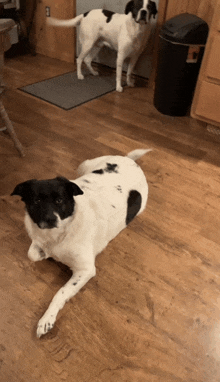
[0, 100, 25, 157]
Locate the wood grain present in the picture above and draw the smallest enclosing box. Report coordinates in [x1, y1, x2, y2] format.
[1, 54, 220, 382]
[191, 0, 220, 127]
[32, 0, 76, 62]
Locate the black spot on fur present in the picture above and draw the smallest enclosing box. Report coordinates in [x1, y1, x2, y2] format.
[116, 185, 122, 193]
[126, 190, 142, 225]
[102, 9, 115, 23]
[83, 179, 90, 183]
[112, 205, 116, 209]
[105, 163, 118, 173]
[73, 282, 77, 286]
[92, 169, 104, 174]
[84, 11, 90, 17]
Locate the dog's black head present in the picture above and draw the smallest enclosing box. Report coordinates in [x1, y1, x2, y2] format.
[125, 0, 158, 24]
[11, 176, 84, 229]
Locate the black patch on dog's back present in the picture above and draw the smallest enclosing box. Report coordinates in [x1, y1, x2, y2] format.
[126, 190, 142, 225]
[84, 11, 90, 17]
[102, 9, 115, 23]
[92, 163, 118, 175]
[105, 163, 118, 173]
[92, 169, 104, 174]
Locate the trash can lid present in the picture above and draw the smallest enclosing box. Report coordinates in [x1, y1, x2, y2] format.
[160, 13, 209, 45]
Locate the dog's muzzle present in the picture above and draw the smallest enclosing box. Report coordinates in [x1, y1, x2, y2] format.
[136, 9, 148, 24]
[39, 216, 58, 229]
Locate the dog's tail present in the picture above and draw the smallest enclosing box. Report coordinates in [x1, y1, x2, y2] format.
[47, 14, 83, 28]
[127, 148, 152, 162]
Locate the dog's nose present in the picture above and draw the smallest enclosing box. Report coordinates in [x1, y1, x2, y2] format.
[140, 9, 147, 21]
[46, 216, 57, 224]
[41, 214, 57, 228]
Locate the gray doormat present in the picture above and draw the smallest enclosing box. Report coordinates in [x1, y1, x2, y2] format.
[19, 70, 118, 110]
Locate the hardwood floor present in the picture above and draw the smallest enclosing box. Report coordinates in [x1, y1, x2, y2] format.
[1, 54, 220, 382]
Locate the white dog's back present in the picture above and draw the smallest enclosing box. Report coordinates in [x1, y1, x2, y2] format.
[75, 149, 151, 243]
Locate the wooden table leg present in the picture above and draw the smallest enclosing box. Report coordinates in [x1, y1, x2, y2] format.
[0, 100, 25, 157]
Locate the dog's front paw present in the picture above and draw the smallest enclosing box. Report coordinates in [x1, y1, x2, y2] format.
[78, 74, 84, 80]
[28, 245, 45, 262]
[37, 313, 55, 338]
[116, 85, 123, 92]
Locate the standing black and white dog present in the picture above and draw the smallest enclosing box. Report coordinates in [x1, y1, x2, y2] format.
[11, 149, 151, 337]
[47, 0, 158, 92]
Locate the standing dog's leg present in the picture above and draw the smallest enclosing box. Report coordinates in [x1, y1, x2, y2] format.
[116, 41, 134, 92]
[77, 39, 96, 80]
[37, 263, 96, 338]
[126, 54, 140, 87]
[84, 45, 102, 76]
[116, 53, 124, 92]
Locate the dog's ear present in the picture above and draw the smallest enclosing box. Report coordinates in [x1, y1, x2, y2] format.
[148, 1, 158, 19]
[56, 176, 84, 197]
[11, 179, 36, 201]
[125, 0, 134, 15]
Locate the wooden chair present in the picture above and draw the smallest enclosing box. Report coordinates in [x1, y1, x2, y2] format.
[0, 18, 25, 157]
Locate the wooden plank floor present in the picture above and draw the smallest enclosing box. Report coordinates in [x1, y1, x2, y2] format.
[1, 54, 220, 382]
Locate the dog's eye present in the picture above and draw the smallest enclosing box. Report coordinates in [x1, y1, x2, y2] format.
[55, 198, 63, 205]
[34, 199, 41, 205]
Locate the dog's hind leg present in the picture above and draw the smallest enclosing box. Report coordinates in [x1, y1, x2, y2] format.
[36, 263, 96, 337]
[77, 40, 97, 80]
[84, 45, 102, 76]
[126, 55, 139, 87]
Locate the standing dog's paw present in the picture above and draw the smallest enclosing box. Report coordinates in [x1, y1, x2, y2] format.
[116, 85, 123, 92]
[37, 314, 55, 338]
[127, 78, 135, 87]
[78, 74, 85, 80]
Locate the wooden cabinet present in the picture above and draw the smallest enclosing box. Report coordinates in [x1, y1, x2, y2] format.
[191, 0, 220, 126]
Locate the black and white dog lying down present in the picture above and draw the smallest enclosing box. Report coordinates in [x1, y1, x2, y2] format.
[47, 0, 158, 92]
[11, 149, 151, 337]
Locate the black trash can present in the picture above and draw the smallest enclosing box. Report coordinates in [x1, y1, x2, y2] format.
[154, 13, 209, 116]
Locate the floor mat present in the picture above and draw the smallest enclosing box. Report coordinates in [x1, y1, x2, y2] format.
[19, 69, 118, 110]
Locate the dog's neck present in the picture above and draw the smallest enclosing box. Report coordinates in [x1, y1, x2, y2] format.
[127, 13, 149, 36]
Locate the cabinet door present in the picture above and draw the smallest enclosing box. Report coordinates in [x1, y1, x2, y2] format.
[191, 0, 220, 126]
[205, 35, 220, 81]
[194, 81, 220, 123]
[76, 0, 159, 79]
